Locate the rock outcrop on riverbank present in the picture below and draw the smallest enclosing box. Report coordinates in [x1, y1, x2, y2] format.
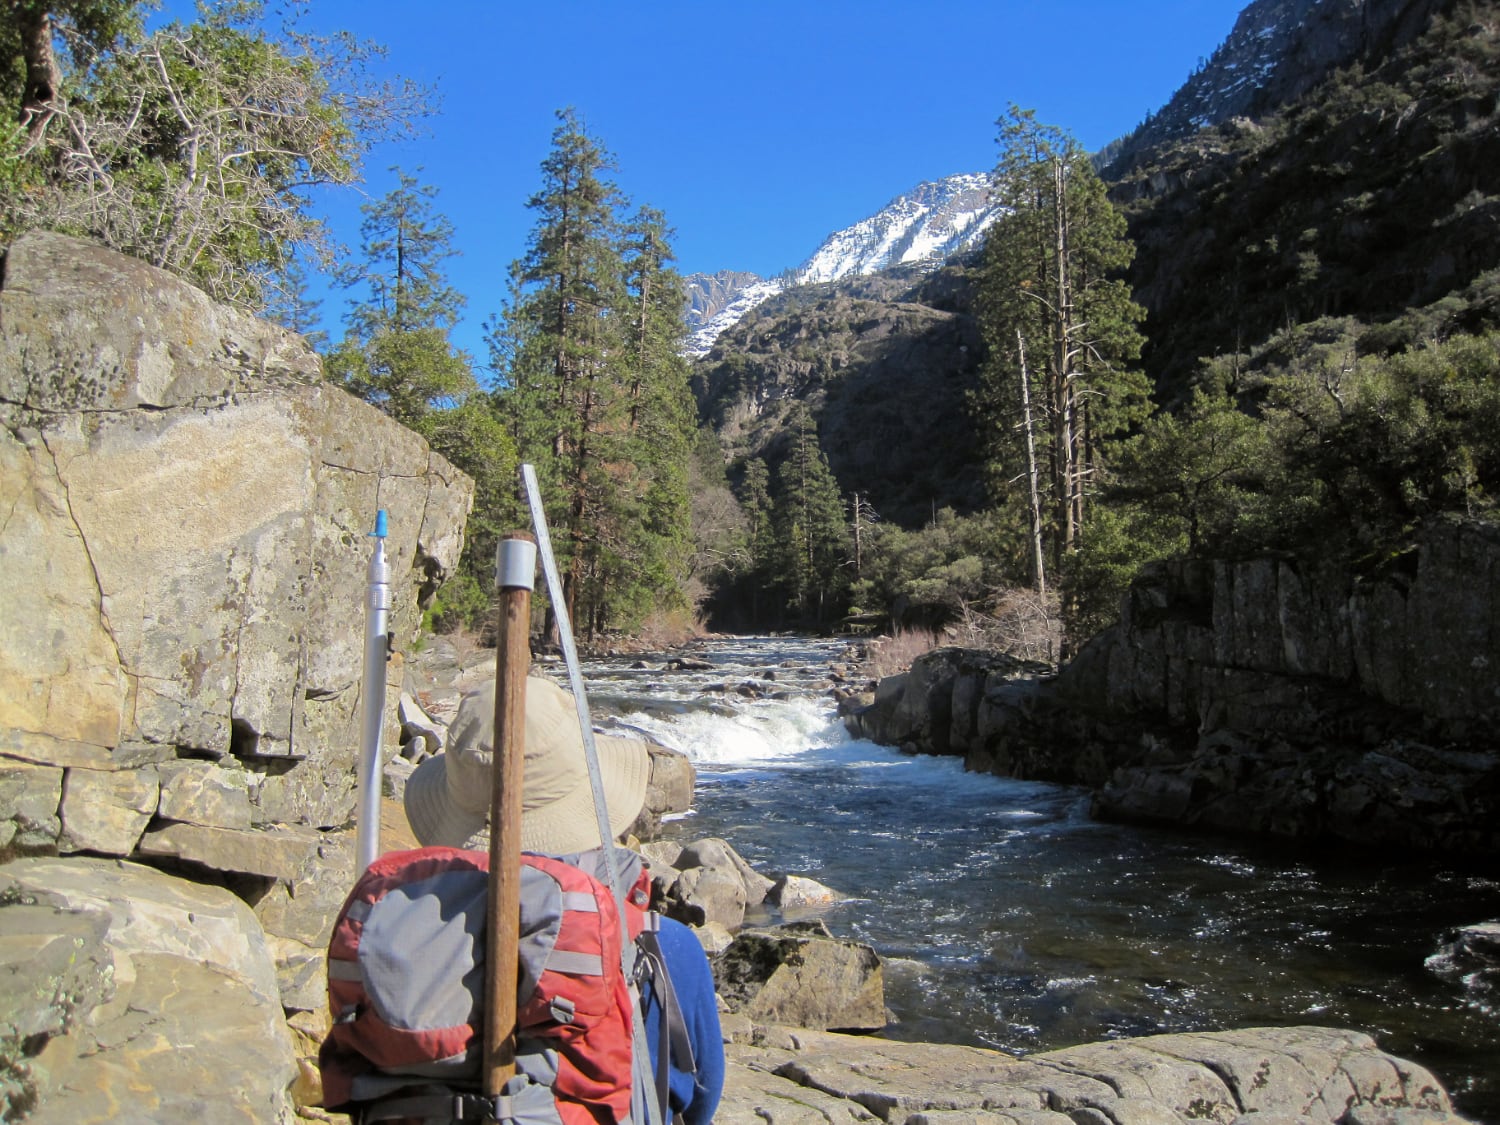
[717, 1023, 1459, 1125]
[2, 850, 1468, 1124]
[846, 523, 1500, 857]
[0, 236, 1479, 1122]
[1, 231, 474, 851]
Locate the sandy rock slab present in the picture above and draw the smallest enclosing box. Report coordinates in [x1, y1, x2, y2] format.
[716, 1024, 1467, 1125]
[0, 857, 296, 1123]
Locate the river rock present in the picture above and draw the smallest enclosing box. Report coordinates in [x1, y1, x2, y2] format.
[398, 691, 445, 761]
[667, 861, 749, 929]
[644, 742, 697, 818]
[693, 920, 737, 956]
[716, 1024, 1462, 1125]
[0, 856, 296, 1123]
[0, 231, 473, 859]
[639, 839, 684, 872]
[769, 873, 843, 916]
[653, 836, 777, 929]
[715, 926, 886, 1031]
[628, 743, 697, 841]
[679, 837, 775, 905]
[1426, 920, 1500, 1012]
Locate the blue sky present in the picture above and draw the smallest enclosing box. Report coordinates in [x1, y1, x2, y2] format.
[220, 1, 1248, 359]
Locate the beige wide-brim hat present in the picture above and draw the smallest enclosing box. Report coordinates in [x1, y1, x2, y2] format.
[404, 675, 650, 855]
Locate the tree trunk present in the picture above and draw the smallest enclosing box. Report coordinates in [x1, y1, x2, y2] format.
[17, 4, 61, 144]
[1051, 158, 1080, 555]
[1017, 331, 1047, 599]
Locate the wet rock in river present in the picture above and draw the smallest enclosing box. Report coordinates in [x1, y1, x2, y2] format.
[715, 926, 886, 1032]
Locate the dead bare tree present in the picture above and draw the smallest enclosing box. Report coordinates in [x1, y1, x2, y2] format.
[5, 4, 430, 310]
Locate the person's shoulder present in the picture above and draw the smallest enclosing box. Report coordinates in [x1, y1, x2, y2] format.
[654, 916, 715, 975]
[656, 914, 705, 953]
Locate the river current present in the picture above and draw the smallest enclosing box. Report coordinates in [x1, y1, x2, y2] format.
[567, 635, 1500, 1122]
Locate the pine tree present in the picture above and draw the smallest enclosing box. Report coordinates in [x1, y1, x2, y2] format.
[492, 109, 696, 639]
[738, 457, 774, 622]
[773, 407, 849, 622]
[329, 170, 516, 625]
[328, 168, 471, 422]
[976, 106, 1150, 615]
[610, 205, 697, 625]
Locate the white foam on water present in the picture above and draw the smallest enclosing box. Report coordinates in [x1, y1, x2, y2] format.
[616, 693, 836, 767]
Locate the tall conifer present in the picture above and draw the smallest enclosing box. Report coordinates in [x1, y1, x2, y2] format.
[976, 106, 1149, 612]
[493, 109, 696, 638]
[613, 205, 697, 624]
[329, 170, 516, 624]
[774, 407, 849, 622]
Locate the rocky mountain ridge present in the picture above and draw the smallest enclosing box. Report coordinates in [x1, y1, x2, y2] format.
[1113, 0, 1497, 391]
[690, 262, 987, 528]
[1101, 0, 1452, 173]
[682, 173, 999, 357]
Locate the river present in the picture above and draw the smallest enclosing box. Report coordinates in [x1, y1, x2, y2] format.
[567, 634, 1500, 1122]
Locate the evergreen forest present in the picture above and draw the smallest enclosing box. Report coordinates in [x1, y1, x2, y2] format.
[4, 0, 1498, 658]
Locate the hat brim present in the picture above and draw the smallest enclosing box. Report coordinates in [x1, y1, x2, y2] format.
[404, 752, 487, 850]
[402, 731, 652, 856]
[519, 733, 650, 855]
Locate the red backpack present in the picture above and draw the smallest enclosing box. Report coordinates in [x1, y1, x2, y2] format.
[318, 845, 662, 1125]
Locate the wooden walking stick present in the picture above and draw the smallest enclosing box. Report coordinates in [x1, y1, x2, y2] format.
[484, 531, 537, 1100]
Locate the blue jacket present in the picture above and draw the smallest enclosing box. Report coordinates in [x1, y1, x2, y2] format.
[640, 917, 725, 1125]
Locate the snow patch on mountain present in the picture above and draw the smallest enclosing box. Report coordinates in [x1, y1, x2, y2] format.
[684, 172, 999, 357]
[684, 278, 786, 358]
[795, 173, 996, 285]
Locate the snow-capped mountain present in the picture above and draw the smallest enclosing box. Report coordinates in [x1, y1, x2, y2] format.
[684, 278, 787, 358]
[795, 172, 996, 285]
[682, 172, 1000, 357]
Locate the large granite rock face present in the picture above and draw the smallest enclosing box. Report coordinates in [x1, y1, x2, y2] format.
[0, 232, 473, 851]
[846, 521, 1500, 855]
[0, 857, 297, 1123]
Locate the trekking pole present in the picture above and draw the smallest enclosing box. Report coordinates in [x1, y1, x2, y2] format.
[519, 464, 667, 1125]
[355, 508, 391, 875]
[484, 531, 537, 1101]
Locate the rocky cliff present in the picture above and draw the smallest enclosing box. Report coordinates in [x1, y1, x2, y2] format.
[1103, 0, 1453, 174]
[684, 269, 766, 333]
[1112, 0, 1499, 395]
[847, 518, 1500, 856]
[0, 231, 473, 860]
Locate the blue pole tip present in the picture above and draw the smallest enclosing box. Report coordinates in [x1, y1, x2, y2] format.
[371, 509, 388, 538]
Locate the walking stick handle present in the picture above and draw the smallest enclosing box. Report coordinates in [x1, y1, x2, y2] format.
[484, 532, 536, 1098]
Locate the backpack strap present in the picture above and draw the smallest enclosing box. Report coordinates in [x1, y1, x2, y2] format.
[355, 1074, 568, 1125]
[357, 1090, 497, 1122]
